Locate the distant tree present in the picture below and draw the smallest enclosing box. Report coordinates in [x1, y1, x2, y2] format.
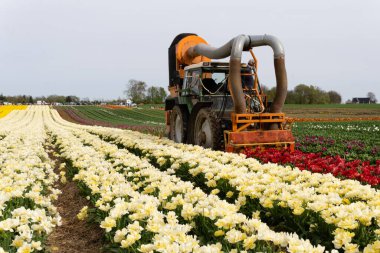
[124, 79, 147, 103]
[345, 99, 352, 104]
[65, 95, 80, 104]
[81, 97, 91, 105]
[158, 87, 167, 102]
[146, 86, 167, 104]
[0, 94, 5, 103]
[73, 96, 80, 103]
[28, 96, 34, 104]
[35, 96, 46, 102]
[285, 84, 339, 104]
[328, 91, 342, 104]
[367, 92, 377, 103]
[294, 84, 311, 104]
[285, 90, 297, 104]
[311, 87, 329, 104]
[46, 95, 66, 104]
[6, 95, 29, 104]
[146, 86, 158, 103]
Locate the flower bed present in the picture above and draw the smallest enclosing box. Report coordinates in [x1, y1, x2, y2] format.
[47, 113, 380, 252]
[45, 111, 325, 253]
[292, 122, 380, 163]
[0, 105, 28, 118]
[2, 106, 377, 252]
[243, 147, 380, 186]
[0, 107, 61, 252]
[55, 106, 165, 136]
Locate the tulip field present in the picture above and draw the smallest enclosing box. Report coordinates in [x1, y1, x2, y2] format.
[244, 121, 380, 186]
[56, 105, 165, 135]
[0, 105, 28, 118]
[0, 106, 380, 253]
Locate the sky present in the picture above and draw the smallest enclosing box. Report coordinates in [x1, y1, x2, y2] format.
[0, 0, 379, 102]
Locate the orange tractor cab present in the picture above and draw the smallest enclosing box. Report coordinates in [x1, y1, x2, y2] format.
[165, 33, 294, 152]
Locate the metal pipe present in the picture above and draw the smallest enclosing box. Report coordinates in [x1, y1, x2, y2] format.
[229, 35, 249, 113]
[247, 35, 287, 118]
[188, 35, 249, 113]
[187, 38, 234, 59]
[247, 35, 285, 59]
[187, 34, 288, 116]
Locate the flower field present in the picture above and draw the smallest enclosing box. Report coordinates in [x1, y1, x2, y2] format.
[0, 107, 61, 253]
[0, 105, 28, 118]
[55, 105, 165, 135]
[242, 121, 380, 187]
[292, 122, 379, 163]
[1, 106, 379, 252]
[243, 148, 380, 186]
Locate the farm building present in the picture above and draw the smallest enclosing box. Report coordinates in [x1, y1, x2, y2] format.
[352, 97, 371, 104]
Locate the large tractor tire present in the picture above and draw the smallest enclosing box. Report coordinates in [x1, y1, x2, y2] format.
[169, 105, 188, 143]
[192, 108, 223, 150]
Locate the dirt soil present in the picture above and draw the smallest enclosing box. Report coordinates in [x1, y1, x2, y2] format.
[46, 154, 104, 253]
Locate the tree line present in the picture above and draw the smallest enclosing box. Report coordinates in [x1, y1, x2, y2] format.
[0, 94, 123, 105]
[263, 84, 343, 104]
[2, 82, 376, 105]
[0, 94, 82, 104]
[124, 79, 167, 104]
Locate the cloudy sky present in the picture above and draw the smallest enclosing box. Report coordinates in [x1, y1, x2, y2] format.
[0, 0, 379, 102]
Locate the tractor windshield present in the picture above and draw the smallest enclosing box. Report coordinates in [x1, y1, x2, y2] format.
[211, 72, 227, 84]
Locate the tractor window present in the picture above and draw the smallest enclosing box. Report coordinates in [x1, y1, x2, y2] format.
[212, 72, 226, 84]
[202, 71, 227, 84]
[183, 70, 201, 95]
[201, 71, 228, 94]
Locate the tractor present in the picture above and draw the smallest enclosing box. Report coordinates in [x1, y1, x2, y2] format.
[165, 33, 294, 152]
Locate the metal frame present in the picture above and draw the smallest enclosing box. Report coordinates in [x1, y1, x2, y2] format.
[231, 112, 286, 132]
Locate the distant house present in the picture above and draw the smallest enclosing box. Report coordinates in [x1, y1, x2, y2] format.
[352, 97, 371, 104]
[126, 99, 134, 107]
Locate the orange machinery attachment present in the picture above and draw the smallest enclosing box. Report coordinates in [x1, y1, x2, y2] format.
[224, 49, 294, 153]
[224, 112, 295, 152]
[166, 33, 295, 153]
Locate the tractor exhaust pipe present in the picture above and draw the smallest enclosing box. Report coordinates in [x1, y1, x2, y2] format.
[188, 34, 288, 115]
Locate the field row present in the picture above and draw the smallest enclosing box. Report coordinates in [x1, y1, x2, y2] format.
[55, 106, 380, 163]
[0, 107, 61, 253]
[80, 126, 380, 252]
[0, 105, 28, 118]
[57, 106, 165, 125]
[1, 106, 379, 252]
[292, 121, 379, 163]
[50, 112, 380, 252]
[243, 148, 379, 186]
[56, 106, 165, 135]
[47, 109, 325, 252]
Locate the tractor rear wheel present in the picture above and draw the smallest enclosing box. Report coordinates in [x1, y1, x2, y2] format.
[193, 108, 223, 150]
[169, 105, 188, 143]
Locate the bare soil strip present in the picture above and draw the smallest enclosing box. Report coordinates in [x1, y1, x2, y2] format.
[46, 150, 104, 253]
